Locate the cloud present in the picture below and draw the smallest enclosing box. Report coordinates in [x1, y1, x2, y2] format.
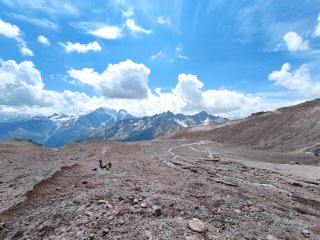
[0, 18, 20, 38]
[313, 14, 320, 37]
[122, 7, 134, 17]
[12, 14, 58, 29]
[74, 22, 123, 40]
[176, 46, 189, 60]
[0, 19, 33, 57]
[20, 45, 34, 56]
[150, 51, 166, 60]
[0, 59, 106, 115]
[89, 26, 123, 39]
[268, 63, 320, 97]
[0, 60, 274, 119]
[283, 32, 309, 51]
[1, 0, 78, 15]
[37, 35, 50, 45]
[156, 16, 170, 25]
[68, 59, 151, 99]
[59, 41, 101, 53]
[126, 19, 151, 34]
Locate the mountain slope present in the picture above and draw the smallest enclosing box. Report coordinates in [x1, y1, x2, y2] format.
[0, 108, 135, 147]
[78, 111, 228, 142]
[167, 99, 320, 154]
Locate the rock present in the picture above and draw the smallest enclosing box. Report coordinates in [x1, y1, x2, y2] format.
[266, 235, 278, 240]
[289, 161, 299, 165]
[98, 200, 107, 205]
[140, 203, 147, 208]
[188, 218, 205, 233]
[186, 236, 195, 240]
[84, 211, 93, 217]
[133, 199, 139, 204]
[55, 187, 61, 191]
[208, 236, 219, 240]
[302, 229, 311, 238]
[82, 180, 88, 184]
[119, 220, 125, 225]
[106, 203, 113, 209]
[89, 233, 95, 239]
[234, 209, 242, 214]
[0, 222, 5, 231]
[102, 228, 109, 236]
[152, 205, 162, 216]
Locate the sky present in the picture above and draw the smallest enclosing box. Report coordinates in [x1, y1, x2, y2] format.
[0, 0, 320, 118]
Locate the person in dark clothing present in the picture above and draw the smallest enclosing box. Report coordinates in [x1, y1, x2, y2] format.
[99, 159, 107, 169]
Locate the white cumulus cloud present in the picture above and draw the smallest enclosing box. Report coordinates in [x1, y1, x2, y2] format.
[74, 22, 124, 40]
[268, 63, 320, 97]
[283, 32, 309, 51]
[0, 18, 20, 38]
[0, 18, 33, 57]
[68, 59, 151, 99]
[37, 35, 50, 45]
[59, 41, 101, 53]
[0, 59, 106, 115]
[126, 19, 151, 34]
[0, 60, 274, 119]
[88, 25, 123, 40]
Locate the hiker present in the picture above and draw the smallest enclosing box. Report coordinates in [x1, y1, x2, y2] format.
[107, 162, 112, 170]
[99, 159, 107, 169]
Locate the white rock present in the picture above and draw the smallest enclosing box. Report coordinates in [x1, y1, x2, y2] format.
[188, 218, 205, 233]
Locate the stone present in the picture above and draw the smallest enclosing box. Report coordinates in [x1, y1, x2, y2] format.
[55, 187, 61, 191]
[106, 203, 113, 209]
[84, 211, 93, 217]
[102, 229, 109, 236]
[266, 235, 278, 240]
[133, 199, 139, 204]
[152, 205, 162, 216]
[98, 200, 107, 205]
[0, 222, 5, 231]
[188, 218, 205, 233]
[302, 229, 311, 238]
[234, 209, 242, 214]
[140, 203, 147, 208]
[82, 180, 88, 184]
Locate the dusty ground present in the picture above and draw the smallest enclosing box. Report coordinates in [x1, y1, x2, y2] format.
[0, 139, 320, 240]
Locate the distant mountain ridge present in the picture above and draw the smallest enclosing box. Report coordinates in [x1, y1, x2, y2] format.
[0, 108, 135, 147]
[0, 108, 228, 147]
[77, 111, 228, 142]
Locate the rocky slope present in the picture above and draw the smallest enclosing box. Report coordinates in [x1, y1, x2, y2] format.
[167, 99, 320, 154]
[0, 139, 319, 239]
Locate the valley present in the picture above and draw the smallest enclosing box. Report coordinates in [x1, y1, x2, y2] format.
[0, 100, 319, 239]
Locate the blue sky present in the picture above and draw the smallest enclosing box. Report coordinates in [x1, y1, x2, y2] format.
[0, 0, 320, 118]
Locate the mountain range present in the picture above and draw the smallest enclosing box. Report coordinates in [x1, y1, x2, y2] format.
[0, 109, 228, 147]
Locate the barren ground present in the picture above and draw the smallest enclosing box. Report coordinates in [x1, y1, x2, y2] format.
[0, 139, 320, 240]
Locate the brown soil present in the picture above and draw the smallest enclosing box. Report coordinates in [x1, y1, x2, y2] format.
[0, 138, 319, 240]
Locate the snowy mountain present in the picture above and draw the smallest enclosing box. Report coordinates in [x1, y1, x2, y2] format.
[77, 111, 228, 142]
[0, 109, 228, 146]
[0, 108, 135, 147]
